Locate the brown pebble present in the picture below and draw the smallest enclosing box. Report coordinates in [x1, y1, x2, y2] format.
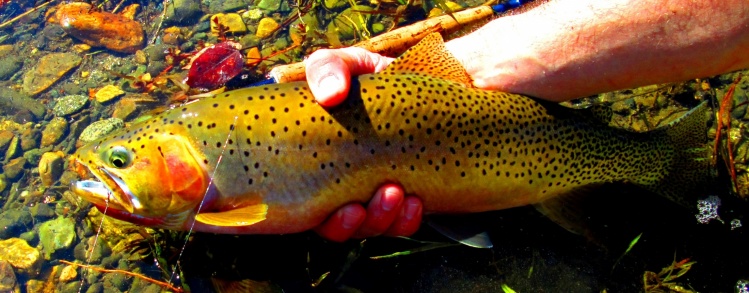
[41, 117, 68, 148]
[55, 3, 144, 53]
[39, 151, 65, 187]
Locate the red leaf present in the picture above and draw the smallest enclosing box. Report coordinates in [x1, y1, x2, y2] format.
[185, 42, 244, 89]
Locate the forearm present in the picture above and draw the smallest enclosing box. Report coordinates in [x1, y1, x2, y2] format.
[446, 0, 749, 101]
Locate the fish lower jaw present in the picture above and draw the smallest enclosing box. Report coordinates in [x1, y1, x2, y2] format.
[91, 203, 189, 229]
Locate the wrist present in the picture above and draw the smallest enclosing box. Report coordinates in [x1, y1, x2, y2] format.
[444, 9, 564, 100]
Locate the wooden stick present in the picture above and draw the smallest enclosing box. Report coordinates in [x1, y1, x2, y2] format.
[111, 0, 128, 14]
[0, 0, 53, 30]
[149, 0, 169, 45]
[269, 5, 494, 83]
[60, 260, 184, 293]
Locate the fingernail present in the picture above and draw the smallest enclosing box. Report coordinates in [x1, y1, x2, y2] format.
[404, 201, 421, 221]
[318, 75, 340, 92]
[380, 188, 401, 212]
[341, 209, 359, 230]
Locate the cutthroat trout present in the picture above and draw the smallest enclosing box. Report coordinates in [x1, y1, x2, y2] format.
[71, 33, 711, 234]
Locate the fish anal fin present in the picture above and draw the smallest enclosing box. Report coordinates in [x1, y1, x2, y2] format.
[380, 33, 474, 87]
[195, 203, 268, 227]
[534, 186, 601, 239]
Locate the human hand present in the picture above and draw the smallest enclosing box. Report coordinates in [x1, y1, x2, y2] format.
[303, 48, 423, 242]
[314, 184, 423, 242]
[304, 47, 394, 107]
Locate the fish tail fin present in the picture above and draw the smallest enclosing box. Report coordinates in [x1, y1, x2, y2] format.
[640, 102, 714, 206]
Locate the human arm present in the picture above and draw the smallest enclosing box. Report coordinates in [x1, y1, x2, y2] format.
[447, 0, 749, 101]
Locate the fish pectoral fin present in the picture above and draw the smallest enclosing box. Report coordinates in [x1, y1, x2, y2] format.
[426, 216, 493, 249]
[195, 204, 268, 227]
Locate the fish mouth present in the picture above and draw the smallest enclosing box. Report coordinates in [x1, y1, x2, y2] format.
[71, 179, 178, 229]
[71, 166, 139, 214]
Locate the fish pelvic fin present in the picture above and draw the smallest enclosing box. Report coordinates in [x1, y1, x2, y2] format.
[380, 32, 474, 87]
[194, 203, 268, 227]
[639, 102, 714, 206]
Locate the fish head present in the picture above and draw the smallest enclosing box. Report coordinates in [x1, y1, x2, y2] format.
[71, 122, 210, 228]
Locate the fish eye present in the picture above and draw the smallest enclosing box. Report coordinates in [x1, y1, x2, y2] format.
[108, 146, 132, 168]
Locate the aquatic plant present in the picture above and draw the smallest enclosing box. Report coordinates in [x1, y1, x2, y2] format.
[643, 257, 697, 293]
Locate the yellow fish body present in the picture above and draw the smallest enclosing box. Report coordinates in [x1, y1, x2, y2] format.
[71, 33, 711, 234]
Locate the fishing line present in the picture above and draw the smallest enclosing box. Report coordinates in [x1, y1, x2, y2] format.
[168, 115, 239, 287]
[77, 192, 111, 293]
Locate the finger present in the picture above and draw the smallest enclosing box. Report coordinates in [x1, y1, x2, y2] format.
[314, 204, 366, 242]
[305, 47, 394, 107]
[384, 196, 423, 237]
[352, 184, 404, 238]
[336, 47, 395, 75]
[305, 49, 351, 107]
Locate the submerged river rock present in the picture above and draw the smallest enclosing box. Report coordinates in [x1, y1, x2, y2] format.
[0, 209, 32, 239]
[0, 238, 41, 276]
[54, 3, 145, 53]
[39, 216, 76, 260]
[21, 52, 82, 96]
[53, 94, 88, 117]
[0, 260, 17, 292]
[78, 118, 124, 143]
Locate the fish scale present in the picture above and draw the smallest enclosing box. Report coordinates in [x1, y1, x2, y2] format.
[71, 33, 711, 234]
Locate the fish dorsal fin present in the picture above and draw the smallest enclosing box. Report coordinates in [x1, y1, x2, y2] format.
[380, 32, 474, 87]
[195, 203, 268, 227]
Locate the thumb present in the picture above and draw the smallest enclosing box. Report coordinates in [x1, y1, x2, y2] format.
[305, 47, 393, 107]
